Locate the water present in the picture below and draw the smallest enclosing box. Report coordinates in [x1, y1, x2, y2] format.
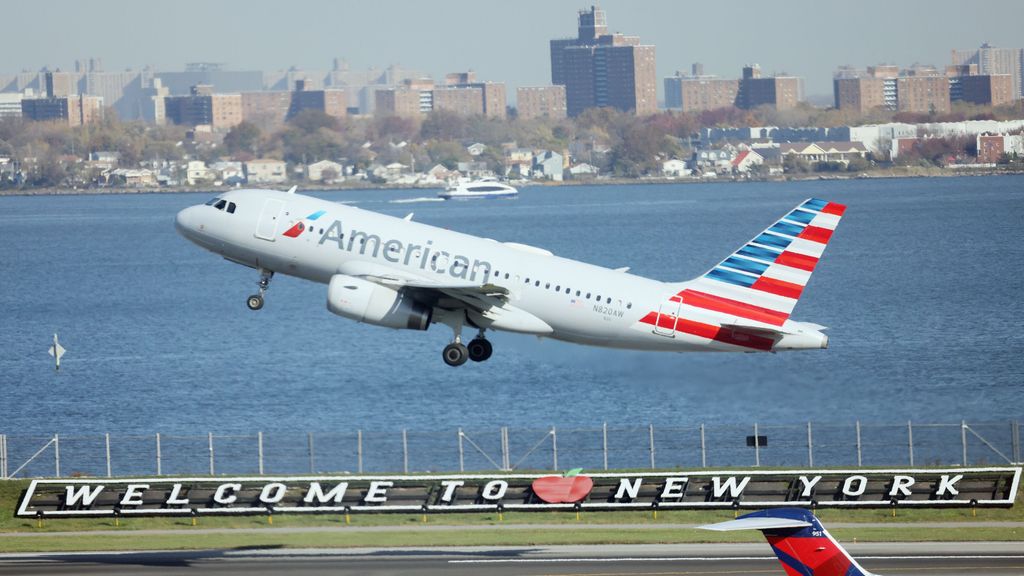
[1, 177, 1022, 436]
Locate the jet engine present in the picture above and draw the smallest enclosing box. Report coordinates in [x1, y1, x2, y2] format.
[326, 274, 431, 330]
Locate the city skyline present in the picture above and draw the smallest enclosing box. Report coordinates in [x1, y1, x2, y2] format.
[3, 0, 1022, 101]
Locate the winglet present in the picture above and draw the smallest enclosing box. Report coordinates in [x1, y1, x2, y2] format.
[286, 185, 298, 195]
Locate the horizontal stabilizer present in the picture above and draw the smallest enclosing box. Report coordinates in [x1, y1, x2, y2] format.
[699, 517, 812, 531]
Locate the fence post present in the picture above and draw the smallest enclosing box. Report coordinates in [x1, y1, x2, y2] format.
[357, 430, 363, 474]
[208, 432, 215, 476]
[907, 421, 914, 467]
[458, 428, 465, 472]
[961, 420, 968, 466]
[257, 431, 264, 475]
[156, 433, 162, 476]
[0, 434, 6, 479]
[501, 427, 510, 471]
[1013, 420, 1021, 464]
[753, 423, 759, 467]
[54, 434, 61, 478]
[700, 423, 706, 468]
[551, 427, 558, 471]
[602, 422, 608, 471]
[307, 432, 315, 474]
[648, 424, 656, 469]
[807, 422, 813, 467]
[105, 433, 112, 478]
[855, 421, 862, 467]
[402, 429, 409, 474]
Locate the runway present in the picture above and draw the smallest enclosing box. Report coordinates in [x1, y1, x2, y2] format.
[2, 543, 1023, 575]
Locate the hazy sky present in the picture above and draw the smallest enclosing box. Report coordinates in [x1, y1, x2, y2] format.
[5, 0, 1023, 99]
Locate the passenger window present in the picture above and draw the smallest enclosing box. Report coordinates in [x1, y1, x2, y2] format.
[586, 293, 591, 299]
[545, 283, 550, 289]
[226, 202, 236, 214]
[535, 280, 540, 287]
[565, 288, 570, 294]
[596, 295, 601, 301]
[525, 278, 530, 284]
[575, 290, 580, 296]
[627, 302, 632, 309]
[555, 285, 560, 291]
[214, 200, 227, 210]
[607, 297, 611, 304]
[505, 273, 509, 279]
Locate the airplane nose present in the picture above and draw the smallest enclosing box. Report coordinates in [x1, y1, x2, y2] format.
[175, 205, 199, 238]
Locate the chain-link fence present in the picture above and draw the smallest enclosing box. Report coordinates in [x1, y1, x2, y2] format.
[1, 420, 1020, 479]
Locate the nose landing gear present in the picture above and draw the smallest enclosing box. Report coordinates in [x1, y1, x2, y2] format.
[247, 268, 274, 311]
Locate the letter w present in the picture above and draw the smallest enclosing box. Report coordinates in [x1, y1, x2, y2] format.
[711, 476, 751, 499]
[65, 485, 105, 507]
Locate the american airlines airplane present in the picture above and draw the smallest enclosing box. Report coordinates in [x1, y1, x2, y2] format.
[175, 188, 845, 366]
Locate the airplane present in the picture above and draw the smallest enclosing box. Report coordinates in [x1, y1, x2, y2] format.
[175, 188, 845, 366]
[700, 508, 877, 575]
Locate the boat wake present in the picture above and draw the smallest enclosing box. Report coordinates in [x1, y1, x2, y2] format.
[389, 197, 447, 204]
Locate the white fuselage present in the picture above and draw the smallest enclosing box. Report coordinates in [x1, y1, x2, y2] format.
[176, 189, 830, 354]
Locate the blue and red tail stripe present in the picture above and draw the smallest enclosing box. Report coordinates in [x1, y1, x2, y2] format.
[736, 509, 870, 576]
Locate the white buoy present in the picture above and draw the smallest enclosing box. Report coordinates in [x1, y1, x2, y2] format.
[48, 333, 66, 371]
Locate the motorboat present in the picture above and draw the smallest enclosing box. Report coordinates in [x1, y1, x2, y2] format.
[438, 177, 518, 199]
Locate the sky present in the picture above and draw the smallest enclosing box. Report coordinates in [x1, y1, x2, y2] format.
[4, 0, 1023, 101]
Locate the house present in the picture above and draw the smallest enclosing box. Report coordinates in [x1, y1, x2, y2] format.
[731, 150, 764, 173]
[306, 160, 344, 183]
[690, 147, 736, 174]
[210, 161, 244, 183]
[106, 168, 157, 187]
[532, 150, 564, 181]
[466, 142, 487, 156]
[457, 161, 490, 179]
[245, 159, 288, 184]
[977, 133, 1024, 163]
[504, 148, 534, 177]
[782, 142, 867, 164]
[186, 161, 215, 185]
[662, 159, 690, 177]
[568, 162, 599, 177]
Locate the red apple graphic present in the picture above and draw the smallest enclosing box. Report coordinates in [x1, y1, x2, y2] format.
[531, 468, 594, 503]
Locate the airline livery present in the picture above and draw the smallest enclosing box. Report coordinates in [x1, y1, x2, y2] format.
[701, 508, 877, 575]
[175, 188, 845, 366]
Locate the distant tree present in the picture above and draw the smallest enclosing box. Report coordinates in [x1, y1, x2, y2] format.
[783, 155, 812, 174]
[420, 110, 467, 141]
[224, 121, 262, 156]
[288, 109, 339, 133]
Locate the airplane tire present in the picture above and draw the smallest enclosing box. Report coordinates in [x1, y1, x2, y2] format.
[467, 339, 492, 362]
[247, 295, 264, 311]
[442, 343, 469, 367]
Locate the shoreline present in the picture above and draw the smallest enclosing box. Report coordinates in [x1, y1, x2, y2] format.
[2, 167, 1022, 198]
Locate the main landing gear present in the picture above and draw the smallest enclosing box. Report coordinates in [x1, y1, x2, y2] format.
[247, 268, 273, 311]
[441, 313, 493, 367]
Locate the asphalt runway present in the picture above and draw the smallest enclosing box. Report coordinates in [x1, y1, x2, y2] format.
[2, 543, 1023, 575]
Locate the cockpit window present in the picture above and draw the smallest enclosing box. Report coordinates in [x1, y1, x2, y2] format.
[205, 197, 220, 206]
[214, 200, 227, 210]
[226, 202, 237, 214]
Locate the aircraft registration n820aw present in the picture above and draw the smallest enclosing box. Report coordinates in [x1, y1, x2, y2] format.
[175, 188, 845, 366]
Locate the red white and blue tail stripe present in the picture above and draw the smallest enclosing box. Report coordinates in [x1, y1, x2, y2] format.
[701, 508, 876, 576]
[684, 198, 846, 327]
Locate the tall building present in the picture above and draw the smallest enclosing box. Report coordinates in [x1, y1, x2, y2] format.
[288, 79, 347, 120]
[517, 86, 567, 119]
[958, 74, 1014, 107]
[664, 71, 739, 112]
[375, 78, 433, 118]
[833, 65, 950, 114]
[736, 65, 802, 110]
[164, 85, 243, 129]
[550, 6, 656, 117]
[952, 43, 1024, 99]
[21, 94, 103, 126]
[156, 63, 263, 95]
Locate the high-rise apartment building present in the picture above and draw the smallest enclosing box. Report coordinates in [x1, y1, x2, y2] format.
[164, 85, 243, 129]
[21, 94, 103, 126]
[952, 43, 1024, 99]
[834, 65, 952, 114]
[516, 86, 567, 119]
[665, 73, 739, 112]
[550, 6, 656, 117]
[736, 65, 802, 110]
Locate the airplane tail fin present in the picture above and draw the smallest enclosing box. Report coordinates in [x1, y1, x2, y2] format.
[700, 508, 876, 576]
[679, 198, 846, 328]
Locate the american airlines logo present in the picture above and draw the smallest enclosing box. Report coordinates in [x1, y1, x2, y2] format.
[286, 213, 494, 283]
[17, 468, 1020, 517]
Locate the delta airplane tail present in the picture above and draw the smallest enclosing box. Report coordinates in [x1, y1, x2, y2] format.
[700, 508, 877, 576]
[678, 198, 846, 329]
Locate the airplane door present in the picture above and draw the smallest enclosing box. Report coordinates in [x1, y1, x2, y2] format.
[255, 199, 285, 241]
[652, 298, 680, 337]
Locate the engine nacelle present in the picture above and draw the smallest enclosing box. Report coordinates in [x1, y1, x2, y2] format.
[326, 274, 431, 330]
